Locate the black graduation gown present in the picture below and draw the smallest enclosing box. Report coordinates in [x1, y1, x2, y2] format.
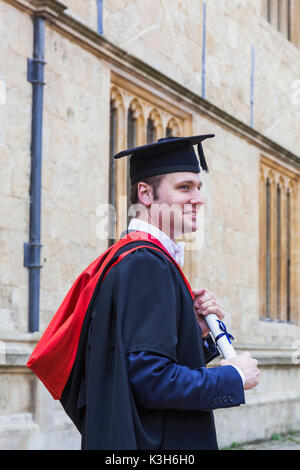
[61, 242, 242, 450]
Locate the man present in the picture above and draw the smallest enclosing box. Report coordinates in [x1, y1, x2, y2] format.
[28, 135, 259, 450]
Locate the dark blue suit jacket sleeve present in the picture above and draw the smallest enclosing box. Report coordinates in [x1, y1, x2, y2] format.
[128, 351, 245, 411]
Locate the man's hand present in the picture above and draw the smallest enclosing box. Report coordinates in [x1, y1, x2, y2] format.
[193, 288, 225, 337]
[220, 352, 260, 390]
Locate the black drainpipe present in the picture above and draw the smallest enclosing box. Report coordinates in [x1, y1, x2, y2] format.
[24, 16, 46, 332]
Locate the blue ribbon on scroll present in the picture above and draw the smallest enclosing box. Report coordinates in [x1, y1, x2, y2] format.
[215, 320, 234, 345]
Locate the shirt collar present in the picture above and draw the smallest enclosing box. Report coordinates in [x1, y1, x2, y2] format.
[128, 218, 185, 267]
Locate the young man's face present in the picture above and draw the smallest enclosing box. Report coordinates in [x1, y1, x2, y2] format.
[146, 172, 204, 239]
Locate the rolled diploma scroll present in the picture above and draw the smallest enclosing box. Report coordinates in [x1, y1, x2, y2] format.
[205, 314, 237, 359]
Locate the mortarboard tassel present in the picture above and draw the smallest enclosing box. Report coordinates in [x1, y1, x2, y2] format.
[197, 143, 209, 172]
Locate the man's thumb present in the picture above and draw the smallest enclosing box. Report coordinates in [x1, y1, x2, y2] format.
[192, 288, 207, 297]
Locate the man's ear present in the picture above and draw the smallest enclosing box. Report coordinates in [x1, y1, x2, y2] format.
[137, 182, 154, 207]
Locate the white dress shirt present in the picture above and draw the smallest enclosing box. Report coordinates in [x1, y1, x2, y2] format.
[128, 217, 185, 267]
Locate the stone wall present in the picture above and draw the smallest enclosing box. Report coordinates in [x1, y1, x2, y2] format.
[41, 25, 111, 330]
[103, 0, 300, 156]
[0, 2, 32, 334]
[61, 0, 98, 31]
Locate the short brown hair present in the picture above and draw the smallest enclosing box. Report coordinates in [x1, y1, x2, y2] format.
[130, 174, 164, 205]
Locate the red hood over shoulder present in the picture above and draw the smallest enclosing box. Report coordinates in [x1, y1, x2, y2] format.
[26, 231, 193, 400]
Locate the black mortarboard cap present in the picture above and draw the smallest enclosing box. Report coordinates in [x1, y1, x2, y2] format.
[114, 134, 215, 184]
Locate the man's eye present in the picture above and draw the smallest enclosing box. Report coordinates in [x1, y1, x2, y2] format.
[179, 185, 202, 192]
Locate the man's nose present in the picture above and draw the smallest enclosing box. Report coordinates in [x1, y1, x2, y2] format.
[190, 190, 205, 205]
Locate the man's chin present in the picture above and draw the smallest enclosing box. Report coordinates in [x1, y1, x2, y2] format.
[180, 219, 199, 236]
[171, 216, 199, 239]
[183, 219, 198, 233]
[185, 226, 198, 235]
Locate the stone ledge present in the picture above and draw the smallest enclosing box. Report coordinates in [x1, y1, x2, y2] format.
[0, 412, 38, 435]
[0, 332, 40, 368]
[209, 342, 300, 367]
[245, 390, 300, 406]
[4, 0, 67, 19]
[237, 343, 300, 366]
[0, 334, 299, 368]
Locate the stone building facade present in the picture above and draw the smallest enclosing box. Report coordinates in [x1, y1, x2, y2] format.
[0, 0, 299, 449]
